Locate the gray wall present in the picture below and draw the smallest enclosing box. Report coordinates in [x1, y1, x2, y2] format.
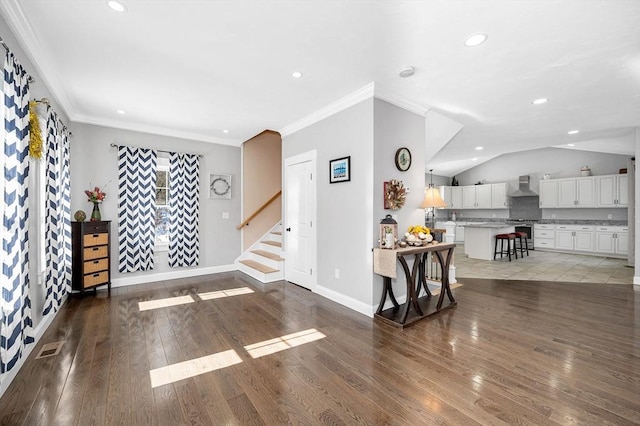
[373, 99, 426, 305]
[283, 98, 375, 309]
[70, 123, 242, 281]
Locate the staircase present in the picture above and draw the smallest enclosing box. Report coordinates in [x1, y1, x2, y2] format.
[236, 223, 285, 283]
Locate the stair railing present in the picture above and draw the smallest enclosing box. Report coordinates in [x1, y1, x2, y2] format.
[236, 191, 282, 230]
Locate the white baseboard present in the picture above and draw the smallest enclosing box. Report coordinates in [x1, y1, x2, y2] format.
[634, 276, 640, 285]
[110, 264, 237, 288]
[315, 285, 376, 318]
[0, 296, 65, 399]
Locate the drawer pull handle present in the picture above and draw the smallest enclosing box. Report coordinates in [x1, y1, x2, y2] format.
[93, 273, 100, 277]
[93, 260, 99, 264]
[93, 248, 99, 251]
[93, 234, 100, 237]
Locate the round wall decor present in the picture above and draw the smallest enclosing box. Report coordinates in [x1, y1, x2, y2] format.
[395, 147, 411, 171]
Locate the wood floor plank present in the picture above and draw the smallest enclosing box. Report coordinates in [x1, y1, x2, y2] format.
[1, 274, 639, 425]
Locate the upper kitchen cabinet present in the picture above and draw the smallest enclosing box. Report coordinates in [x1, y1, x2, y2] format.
[491, 183, 508, 209]
[462, 184, 492, 209]
[558, 177, 596, 208]
[439, 185, 462, 209]
[597, 174, 628, 207]
[539, 179, 558, 208]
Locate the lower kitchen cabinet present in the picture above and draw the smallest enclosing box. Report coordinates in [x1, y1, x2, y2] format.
[555, 225, 594, 252]
[534, 224, 556, 249]
[595, 226, 629, 256]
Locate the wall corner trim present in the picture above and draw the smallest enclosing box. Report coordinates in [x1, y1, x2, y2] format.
[110, 264, 237, 288]
[315, 284, 375, 318]
[634, 276, 640, 285]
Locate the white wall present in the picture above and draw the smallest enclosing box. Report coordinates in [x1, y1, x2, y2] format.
[283, 99, 375, 314]
[372, 99, 426, 306]
[70, 123, 242, 284]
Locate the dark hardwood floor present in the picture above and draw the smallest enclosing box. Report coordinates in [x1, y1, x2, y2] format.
[1, 272, 639, 425]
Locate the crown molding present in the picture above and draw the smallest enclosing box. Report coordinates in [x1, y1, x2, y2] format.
[373, 83, 430, 117]
[0, 0, 77, 119]
[72, 114, 240, 147]
[279, 82, 432, 138]
[279, 82, 375, 137]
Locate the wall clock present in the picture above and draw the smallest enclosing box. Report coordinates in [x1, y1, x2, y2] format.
[395, 147, 411, 171]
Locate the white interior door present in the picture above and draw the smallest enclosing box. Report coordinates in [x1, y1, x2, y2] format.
[284, 151, 317, 290]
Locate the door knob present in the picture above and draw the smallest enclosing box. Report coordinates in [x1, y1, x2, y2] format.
[286, 227, 291, 232]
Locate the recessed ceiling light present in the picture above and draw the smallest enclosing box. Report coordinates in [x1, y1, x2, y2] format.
[532, 98, 548, 105]
[464, 33, 488, 47]
[568, 130, 579, 135]
[107, 1, 127, 12]
[399, 66, 415, 78]
[472, 158, 478, 161]
[567, 143, 575, 147]
[116, 110, 125, 114]
[292, 71, 303, 78]
[475, 146, 483, 150]
[222, 129, 229, 134]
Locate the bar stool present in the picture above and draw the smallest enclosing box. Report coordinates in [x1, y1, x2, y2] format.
[513, 231, 529, 257]
[494, 233, 517, 261]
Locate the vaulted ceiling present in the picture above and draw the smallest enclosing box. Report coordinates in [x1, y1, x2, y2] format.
[2, 0, 638, 175]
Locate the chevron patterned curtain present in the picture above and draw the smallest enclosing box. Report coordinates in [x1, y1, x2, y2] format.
[168, 152, 200, 267]
[117, 146, 158, 273]
[1, 52, 34, 375]
[43, 110, 71, 316]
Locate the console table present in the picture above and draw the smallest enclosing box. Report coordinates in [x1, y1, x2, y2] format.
[373, 243, 456, 328]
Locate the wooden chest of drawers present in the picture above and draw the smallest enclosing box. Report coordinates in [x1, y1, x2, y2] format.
[72, 221, 111, 293]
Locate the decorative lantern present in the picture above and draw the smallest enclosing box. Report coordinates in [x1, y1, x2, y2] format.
[379, 214, 398, 249]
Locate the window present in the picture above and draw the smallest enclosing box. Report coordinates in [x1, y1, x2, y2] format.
[155, 156, 170, 249]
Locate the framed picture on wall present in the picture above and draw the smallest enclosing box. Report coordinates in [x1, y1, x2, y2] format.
[209, 174, 232, 199]
[329, 156, 351, 184]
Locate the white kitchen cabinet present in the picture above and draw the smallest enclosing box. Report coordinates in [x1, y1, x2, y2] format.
[558, 177, 596, 208]
[491, 183, 508, 209]
[555, 225, 594, 252]
[534, 224, 556, 249]
[439, 185, 463, 209]
[595, 226, 628, 256]
[539, 180, 558, 208]
[462, 185, 492, 209]
[454, 222, 467, 243]
[597, 174, 628, 207]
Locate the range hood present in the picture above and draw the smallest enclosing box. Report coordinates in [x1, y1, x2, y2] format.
[509, 175, 538, 197]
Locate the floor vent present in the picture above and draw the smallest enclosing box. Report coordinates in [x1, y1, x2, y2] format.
[35, 341, 65, 359]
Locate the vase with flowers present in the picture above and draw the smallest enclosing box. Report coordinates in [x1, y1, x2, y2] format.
[85, 186, 107, 221]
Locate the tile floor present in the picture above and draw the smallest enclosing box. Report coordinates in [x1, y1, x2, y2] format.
[454, 245, 635, 284]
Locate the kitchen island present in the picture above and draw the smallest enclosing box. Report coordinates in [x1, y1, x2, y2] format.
[464, 223, 515, 260]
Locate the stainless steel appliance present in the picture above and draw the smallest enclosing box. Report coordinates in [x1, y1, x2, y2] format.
[507, 219, 535, 250]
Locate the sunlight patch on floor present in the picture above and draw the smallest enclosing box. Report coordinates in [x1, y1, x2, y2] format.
[138, 295, 195, 311]
[149, 349, 242, 388]
[198, 287, 255, 300]
[244, 328, 326, 359]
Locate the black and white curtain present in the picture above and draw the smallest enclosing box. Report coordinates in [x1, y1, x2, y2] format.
[168, 152, 200, 267]
[117, 146, 157, 273]
[43, 110, 71, 316]
[1, 51, 33, 375]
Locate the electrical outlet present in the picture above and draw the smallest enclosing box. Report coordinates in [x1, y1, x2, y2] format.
[334, 269, 340, 279]
[222, 212, 229, 219]
[607, 214, 612, 219]
[551, 214, 556, 219]
[492, 213, 496, 218]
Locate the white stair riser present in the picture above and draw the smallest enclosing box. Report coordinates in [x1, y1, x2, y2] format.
[260, 242, 283, 255]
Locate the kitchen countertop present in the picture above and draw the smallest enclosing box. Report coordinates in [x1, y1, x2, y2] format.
[462, 222, 514, 229]
[436, 218, 628, 226]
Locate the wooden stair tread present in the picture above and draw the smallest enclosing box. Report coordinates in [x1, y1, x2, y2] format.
[251, 250, 284, 261]
[239, 260, 279, 274]
[262, 241, 282, 247]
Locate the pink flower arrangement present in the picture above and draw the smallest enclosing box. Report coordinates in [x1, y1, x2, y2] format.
[85, 186, 106, 203]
